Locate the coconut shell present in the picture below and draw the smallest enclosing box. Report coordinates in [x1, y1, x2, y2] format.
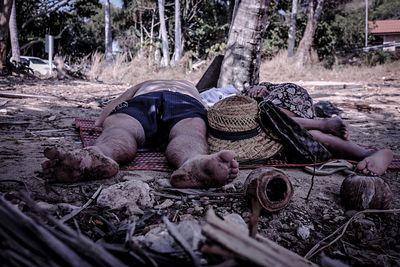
[244, 167, 293, 212]
[340, 174, 393, 210]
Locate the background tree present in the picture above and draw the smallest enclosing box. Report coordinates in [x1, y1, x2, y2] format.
[0, 0, 13, 72]
[295, 0, 324, 66]
[21, 0, 74, 29]
[371, 0, 400, 19]
[173, 0, 182, 64]
[104, 0, 113, 62]
[218, 0, 271, 90]
[287, 0, 298, 57]
[9, 0, 20, 63]
[158, 0, 169, 66]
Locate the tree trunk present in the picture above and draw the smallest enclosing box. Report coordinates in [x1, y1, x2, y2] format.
[9, 0, 19, 63]
[158, 0, 169, 67]
[0, 0, 13, 73]
[218, 0, 270, 91]
[139, 12, 144, 58]
[173, 0, 182, 64]
[294, 0, 324, 66]
[149, 9, 155, 52]
[287, 0, 298, 58]
[148, 9, 155, 66]
[104, 0, 113, 63]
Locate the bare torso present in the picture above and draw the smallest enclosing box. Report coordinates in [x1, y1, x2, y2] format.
[134, 80, 203, 103]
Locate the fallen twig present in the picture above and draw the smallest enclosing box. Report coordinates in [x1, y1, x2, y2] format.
[306, 165, 316, 201]
[152, 191, 183, 200]
[0, 92, 59, 100]
[161, 188, 242, 197]
[163, 216, 202, 267]
[305, 208, 400, 259]
[60, 185, 103, 223]
[125, 217, 136, 244]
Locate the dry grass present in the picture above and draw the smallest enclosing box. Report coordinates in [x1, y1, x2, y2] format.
[260, 50, 400, 83]
[85, 50, 399, 85]
[85, 52, 205, 85]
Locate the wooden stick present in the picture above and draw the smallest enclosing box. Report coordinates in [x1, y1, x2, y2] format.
[203, 209, 317, 267]
[0, 92, 59, 100]
[249, 198, 262, 238]
[0, 196, 92, 267]
[163, 216, 202, 267]
[18, 192, 129, 267]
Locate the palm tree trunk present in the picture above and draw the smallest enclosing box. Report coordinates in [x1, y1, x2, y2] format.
[158, 0, 169, 67]
[0, 0, 13, 73]
[218, 0, 270, 91]
[287, 0, 298, 58]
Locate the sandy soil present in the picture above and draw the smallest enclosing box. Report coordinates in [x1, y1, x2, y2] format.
[0, 76, 399, 266]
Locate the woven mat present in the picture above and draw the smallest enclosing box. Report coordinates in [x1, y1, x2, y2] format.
[74, 118, 400, 172]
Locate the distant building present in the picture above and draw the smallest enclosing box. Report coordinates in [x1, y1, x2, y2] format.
[369, 20, 400, 51]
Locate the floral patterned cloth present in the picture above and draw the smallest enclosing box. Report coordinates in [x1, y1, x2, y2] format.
[257, 82, 315, 119]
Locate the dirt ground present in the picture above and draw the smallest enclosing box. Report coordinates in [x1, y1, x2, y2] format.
[0, 76, 399, 266]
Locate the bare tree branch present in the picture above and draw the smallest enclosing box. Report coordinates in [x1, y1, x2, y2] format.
[22, 0, 74, 29]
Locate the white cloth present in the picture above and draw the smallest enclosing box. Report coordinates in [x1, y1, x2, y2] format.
[200, 85, 240, 108]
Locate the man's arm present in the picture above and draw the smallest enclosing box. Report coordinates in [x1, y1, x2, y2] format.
[95, 83, 143, 127]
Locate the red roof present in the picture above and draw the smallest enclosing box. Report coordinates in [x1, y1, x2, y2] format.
[369, 20, 400, 34]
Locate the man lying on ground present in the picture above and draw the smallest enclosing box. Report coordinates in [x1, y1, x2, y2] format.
[245, 82, 393, 176]
[42, 80, 239, 188]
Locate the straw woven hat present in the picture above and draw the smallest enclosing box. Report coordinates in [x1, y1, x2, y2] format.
[207, 95, 282, 161]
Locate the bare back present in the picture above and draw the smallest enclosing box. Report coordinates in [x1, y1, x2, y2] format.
[134, 80, 203, 103]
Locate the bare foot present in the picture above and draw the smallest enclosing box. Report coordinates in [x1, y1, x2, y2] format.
[356, 149, 393, 176]
[170, 150, 239, 188]
[322, 117, 349, 140]
[41, 146, 119, 182]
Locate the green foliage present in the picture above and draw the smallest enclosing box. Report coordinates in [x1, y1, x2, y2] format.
[330, 11, 365, 53]
[314, 21, 336, 68]
[262, 0, 291, 59]
[205, 42, 227, 58]
[311, 0, 400, 67]
[181, 0, 231, 58]
[262, 13, 289, 59]
[371, 0, 400, 19]
[17, 0, 103, 59]
[361, 50, 396, 66]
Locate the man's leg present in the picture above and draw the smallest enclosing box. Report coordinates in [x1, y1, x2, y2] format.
[309, 130, 393, 175]
[42, 113, 145, 182]
[165, 117, 239, 188]
[94, 113, 145, 163]
[293, 117, 349, 139]
[275, 107, 349, 140]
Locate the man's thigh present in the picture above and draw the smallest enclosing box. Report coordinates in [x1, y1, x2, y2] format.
[103, 113, 146, 145]
[169, 117, 207, 140]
